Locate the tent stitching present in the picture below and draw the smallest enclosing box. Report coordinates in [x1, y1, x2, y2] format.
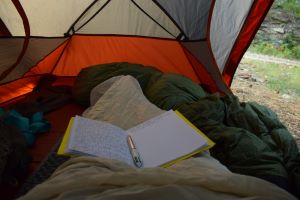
[73, 33, 177, 41]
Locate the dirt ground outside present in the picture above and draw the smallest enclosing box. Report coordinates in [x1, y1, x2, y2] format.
[231, 58, 300, 147]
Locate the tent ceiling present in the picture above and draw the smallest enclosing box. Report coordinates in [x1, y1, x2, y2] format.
[76, 0, 180, 38]
[21, 0, 94, 37]
[0, 0, 94, 36]
[71, 0, 110, 34]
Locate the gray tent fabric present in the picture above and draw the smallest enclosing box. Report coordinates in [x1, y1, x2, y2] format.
[155, 0, 211, 40]
[210, 0, 254, 72]
[0, 38, 67, 84]
[181, 41, 230, 94]
[0, 38, 24, 75]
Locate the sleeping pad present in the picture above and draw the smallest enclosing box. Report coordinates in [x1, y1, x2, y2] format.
[73, 62, 300, 197]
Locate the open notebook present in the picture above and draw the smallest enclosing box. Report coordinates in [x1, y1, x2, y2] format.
[58, 110, 214, 168]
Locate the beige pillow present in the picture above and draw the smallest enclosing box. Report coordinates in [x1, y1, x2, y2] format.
[89, 76, 124, 106]
[82, 75, 165, 130]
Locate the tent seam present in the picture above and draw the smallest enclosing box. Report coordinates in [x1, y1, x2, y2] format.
[66, 0, 101, 36]
[152, 0, 188, 40]
[130, 0, 176, 38]
[0, 18, 11, 36]
[50, 38, 72, 74]
[178, 43, 202, 83]
[222, 1, 257, 77]
[74, 0, 111, 33]
[205, 0, 232, 94]
[222, 0, 273, 86]
[73, 33, 176, 41]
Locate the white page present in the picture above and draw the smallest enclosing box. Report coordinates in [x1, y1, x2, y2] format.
[68, 116, 133, 166]
[128, 110, 207, 168]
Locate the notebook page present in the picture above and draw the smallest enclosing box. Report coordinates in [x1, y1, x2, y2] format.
[68, 116, 133, 166]
[128, 110, 208, 168]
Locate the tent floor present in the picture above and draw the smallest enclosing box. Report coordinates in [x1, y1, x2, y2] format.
[1, 100, 85, 200]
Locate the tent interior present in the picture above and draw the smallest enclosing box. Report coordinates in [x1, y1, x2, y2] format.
[1, 0, 299, 199]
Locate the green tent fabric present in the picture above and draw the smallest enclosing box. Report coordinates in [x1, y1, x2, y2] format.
[73, 63, 300, 197]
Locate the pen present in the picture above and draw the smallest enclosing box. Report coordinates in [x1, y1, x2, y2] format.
[127, 135, 143, 168]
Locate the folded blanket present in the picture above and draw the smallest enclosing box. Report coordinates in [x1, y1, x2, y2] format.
[18, 156, 296, 200]
[82, 75, 165, 130]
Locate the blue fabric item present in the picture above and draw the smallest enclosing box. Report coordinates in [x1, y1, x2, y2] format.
[0, 108, 51, 146]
